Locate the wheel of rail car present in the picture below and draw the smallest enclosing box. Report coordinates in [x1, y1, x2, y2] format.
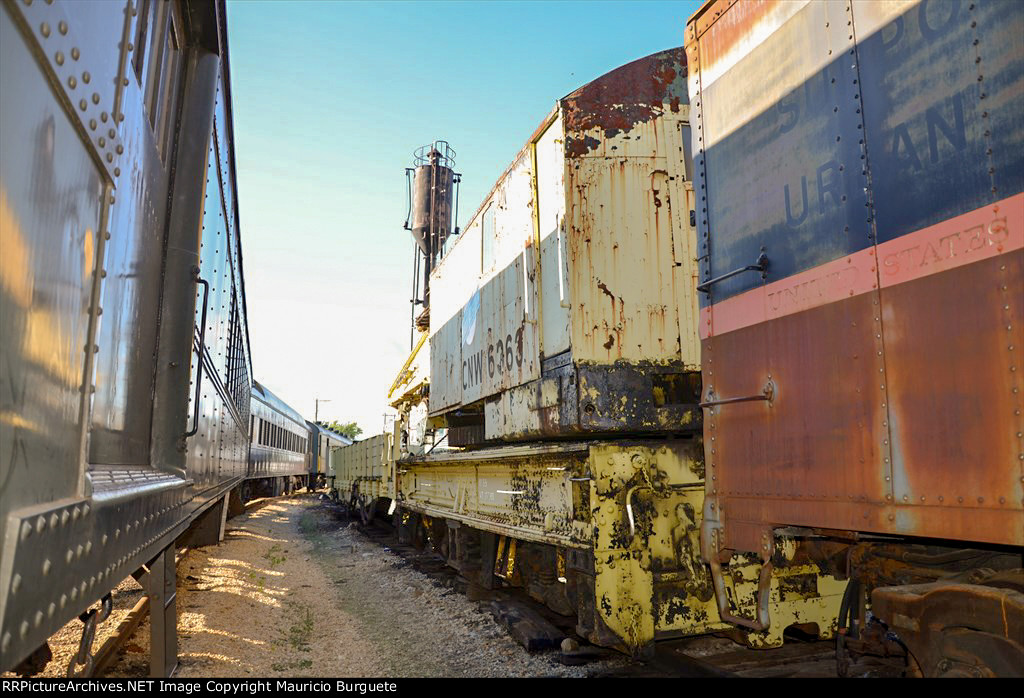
[411, 516, 428, 551]
[359, 496, 376, 526]
[430, 518, 449, 558]
[929, 628, 1024, 678]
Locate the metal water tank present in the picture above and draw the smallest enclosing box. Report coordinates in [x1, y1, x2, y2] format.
[409, 141, 455, 261]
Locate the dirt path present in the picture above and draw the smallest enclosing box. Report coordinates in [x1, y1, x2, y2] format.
[104, 494, 623, 677]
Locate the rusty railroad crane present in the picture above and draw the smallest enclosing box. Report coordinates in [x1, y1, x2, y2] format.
[379, 48, 849, 658]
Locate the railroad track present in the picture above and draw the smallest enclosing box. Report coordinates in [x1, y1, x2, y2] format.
[331, 501, 843, 679]
[85, 496, 843, 679]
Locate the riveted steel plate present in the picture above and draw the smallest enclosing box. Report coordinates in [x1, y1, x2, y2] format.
[9, 0, 131, 184]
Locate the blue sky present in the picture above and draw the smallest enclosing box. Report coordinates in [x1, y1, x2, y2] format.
[227, 0, 701, 433]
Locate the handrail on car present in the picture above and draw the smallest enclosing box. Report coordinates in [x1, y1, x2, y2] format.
[184, 266, 210, 439]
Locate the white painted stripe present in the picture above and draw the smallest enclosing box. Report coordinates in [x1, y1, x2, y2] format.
[695, 0, 914, 150]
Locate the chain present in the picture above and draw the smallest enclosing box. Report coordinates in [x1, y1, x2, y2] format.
[66, 594, 112, 678]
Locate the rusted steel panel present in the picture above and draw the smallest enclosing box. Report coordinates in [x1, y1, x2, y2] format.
[577, 364, 702, 433]
[484, 365, 575, 441]
[566, 143, 689, 364]
[703, 292, 891, 553]
[690, 0, 1024, 552]
[694, 0, 873, 304]
[882, 252, 1023, 539]
[561, 49, 687, 157]
[858, 0, 1024, 544]
[562, 49, 694, 368]
[665, 109, 701, 369]
[857, 0, 1024, 244]
[697, 0, 812, 149]
[482, 362, 702, 442]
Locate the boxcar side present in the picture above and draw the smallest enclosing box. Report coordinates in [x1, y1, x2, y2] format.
[687, 0, 1023, 676]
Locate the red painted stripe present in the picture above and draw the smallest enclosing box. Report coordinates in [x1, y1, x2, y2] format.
[700, 247, 877, 339]
[702, 192, 1024, 339]
[877, 193, 1024, 287]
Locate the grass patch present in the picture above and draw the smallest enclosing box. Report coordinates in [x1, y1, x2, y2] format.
[270, 600, 316, 672]
[263, 543, 286, 568]
[298, 511, 320, 537]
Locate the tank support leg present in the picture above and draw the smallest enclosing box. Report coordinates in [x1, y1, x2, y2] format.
[146, 544, 178, 677]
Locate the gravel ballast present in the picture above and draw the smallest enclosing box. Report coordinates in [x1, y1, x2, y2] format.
[97, 495, 627, 677]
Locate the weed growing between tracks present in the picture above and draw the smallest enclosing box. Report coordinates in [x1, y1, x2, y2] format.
[271, 601, 316, 672]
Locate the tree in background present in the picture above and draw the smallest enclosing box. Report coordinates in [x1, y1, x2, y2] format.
[322, 420, 362, 440]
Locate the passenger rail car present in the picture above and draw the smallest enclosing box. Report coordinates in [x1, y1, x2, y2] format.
[309, 421, 352, 491]
[247, 380, 311, 495]
[686, 0, 1023, 677]
[1, 0, 252, 676]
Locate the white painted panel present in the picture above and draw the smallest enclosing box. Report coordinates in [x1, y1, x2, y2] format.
[481, 152, 534, 284]
[537, 115, 570, 358]
[462, 250, 540, 405]
[428, 312, 462, 413]
[430, 218, 481, 335]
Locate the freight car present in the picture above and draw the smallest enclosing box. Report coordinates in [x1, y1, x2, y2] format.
[685, 0, 1023, 677]
[384, 50, 847, 657]
[0, 0, 252, 677]
[245, 380, 312, 497]
[328, 434, 394, 525]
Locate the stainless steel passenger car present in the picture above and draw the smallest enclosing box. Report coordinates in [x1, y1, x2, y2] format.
[247, 380, 311, 493]
[308, 421, 352, 491]
[1, 0, 251, 676]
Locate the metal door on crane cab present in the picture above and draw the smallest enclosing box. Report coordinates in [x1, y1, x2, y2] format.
[535, 114, 571, 360]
